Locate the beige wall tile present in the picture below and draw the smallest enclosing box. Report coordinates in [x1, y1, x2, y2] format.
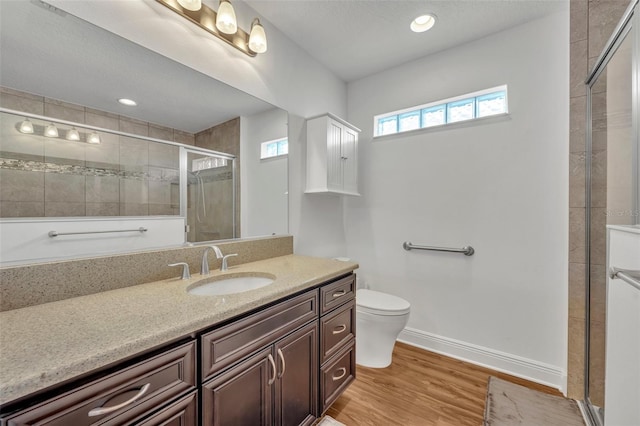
[148, 180, 172, 205]
[120, 202, 148, 216]
[1, 87, 44, 101]
[0, 169, 44, 202]
[590, 149, 607, 208]
[0, 93, 44, 115]
[119, 136, 148, 171]
[570, 96, 586, 153]
[86, 176, 120, 203]
[45, 201, 85, 217]
[173, 130, 195, 146]
[45, 173, 85, 203]
[86, 202, 120, 216]
[149, 143, 179, 169]
[567, 315, 585, 399]
[0, 201, 44, 218]
[85, 134, 119, 169]
[568, 262, 586, 319]
[44, 100, 85, 123]
[589, 207, 607, 265]
[588, 0, 630, 60]
[148, 203, 174, 215]
[569, 151, 586, 208]
[120, 178, 148, 204]
[85, 109, 119, 131]
[149, 124, 174, 141]
[571, 0, 588, 42]
[119, 117, 149, 137]
[44, 137, 85, 167]
[570, 39, 588, 98]
[569, 207, 586, 263]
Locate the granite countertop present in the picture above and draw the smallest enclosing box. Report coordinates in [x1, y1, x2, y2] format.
[0, 254, 358, 406]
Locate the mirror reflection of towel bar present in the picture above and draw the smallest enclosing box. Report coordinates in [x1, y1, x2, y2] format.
[403, 242, 474, 256]
[48, 227, 148, 237]
[609, 267, 640, 291]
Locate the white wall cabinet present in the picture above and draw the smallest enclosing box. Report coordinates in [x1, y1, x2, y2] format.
[306, 113, 361, 196]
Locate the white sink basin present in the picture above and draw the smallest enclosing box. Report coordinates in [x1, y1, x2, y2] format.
[187, 274, 275, 296]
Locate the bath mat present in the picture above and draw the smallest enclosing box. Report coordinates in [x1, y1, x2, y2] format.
[318, 415, 346, 426]
[484, 377, 584, 426]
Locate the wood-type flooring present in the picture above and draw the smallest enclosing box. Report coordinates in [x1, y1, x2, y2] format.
[326, 342, 562, 426]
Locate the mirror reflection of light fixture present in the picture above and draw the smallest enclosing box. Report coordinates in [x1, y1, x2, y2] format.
[249, 18, 267, 53]
[216, 0, 237, 34]
[44, 123, 59, 138]
[87, 132, 101, 144]
[176, 0, 201, 11]
[156, 0, 266, 57]
[66, 127, 80, 141]
[19, 118, 34, 134]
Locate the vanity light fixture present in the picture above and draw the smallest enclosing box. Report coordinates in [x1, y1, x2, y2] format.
[44, 123, 59, 138]
[410, 14, 437, 33]
[87, 132, 101, 144]
[248, 18, 267, 53]
[66, 127, 80, 141]
[118, 98, 137, 106]
[215, 0, 237, 35]
[19, 118, 34, 134]
[156, 0, 267, 57]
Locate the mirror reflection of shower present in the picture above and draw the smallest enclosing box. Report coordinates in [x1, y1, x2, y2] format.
[185, 150, 235, 243]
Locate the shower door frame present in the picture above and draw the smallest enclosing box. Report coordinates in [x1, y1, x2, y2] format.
[583, 1, 640, 425]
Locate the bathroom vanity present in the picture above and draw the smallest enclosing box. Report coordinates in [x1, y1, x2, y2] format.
[0, 255, 357, 426]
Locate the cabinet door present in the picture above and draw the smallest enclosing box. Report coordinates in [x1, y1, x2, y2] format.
[326, 120, 343, 192]
[341, 126, 358, 195]
[202, 347, 274, 426]
[274, 322, 318, 426]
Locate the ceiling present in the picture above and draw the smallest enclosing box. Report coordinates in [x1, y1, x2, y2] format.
[245, 0, 568, 82]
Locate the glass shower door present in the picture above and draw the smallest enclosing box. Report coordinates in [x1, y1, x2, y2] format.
[183, 149, 235, 243]
[585, 7, 637, 424]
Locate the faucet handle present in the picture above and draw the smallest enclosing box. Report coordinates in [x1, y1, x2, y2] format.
[168, 262, 191, 280]
[221, 253, 238, 271]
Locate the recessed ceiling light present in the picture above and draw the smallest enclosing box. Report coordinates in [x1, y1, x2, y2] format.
[411, 14, 436, 33]
[118, 98, 137, 106]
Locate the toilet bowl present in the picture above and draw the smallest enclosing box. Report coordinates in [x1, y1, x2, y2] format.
[356, 289, 410, 368]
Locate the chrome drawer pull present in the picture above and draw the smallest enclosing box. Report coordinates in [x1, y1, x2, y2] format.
[277, 348, 286, 378]
[332, 290, 346, 298]
[267, 354, 277, 385]
[332, 324, 347, 334]
[88, 383, 151, 417]
[332, 367, 347, 381]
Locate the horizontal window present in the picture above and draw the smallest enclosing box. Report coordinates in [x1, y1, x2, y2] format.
[260, 138, 288, 159]
[374, 85, 508, 137]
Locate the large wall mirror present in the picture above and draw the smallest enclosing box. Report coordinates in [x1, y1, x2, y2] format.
[0, 0, 288, 264]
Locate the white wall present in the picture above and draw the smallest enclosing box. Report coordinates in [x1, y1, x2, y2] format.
[345, 11, 569, 389]
[240, 108, 288, 237]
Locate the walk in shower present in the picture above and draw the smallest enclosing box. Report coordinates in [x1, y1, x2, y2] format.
[584, 1, 639, 424]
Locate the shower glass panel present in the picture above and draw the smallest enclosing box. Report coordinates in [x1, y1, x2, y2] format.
[586, 13, 636, 425]
[185, 150, 235, 243]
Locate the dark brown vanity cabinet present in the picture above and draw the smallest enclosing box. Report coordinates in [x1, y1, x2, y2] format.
[201, 291, 319, 426]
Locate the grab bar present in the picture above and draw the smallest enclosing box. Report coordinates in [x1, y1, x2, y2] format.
[403, 241, 474, 256]
[48, 227, 147, 237]
[609, 267, 640, 291]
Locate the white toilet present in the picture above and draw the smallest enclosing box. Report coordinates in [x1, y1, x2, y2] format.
[355, 289, 411, 368]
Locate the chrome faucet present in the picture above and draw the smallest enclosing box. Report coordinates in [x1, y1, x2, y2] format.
[201, 245, 223, 275]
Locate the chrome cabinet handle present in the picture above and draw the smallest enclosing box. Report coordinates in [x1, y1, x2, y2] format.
[267, 354, 277, 385]
[332, 324, 347, 335]
[332, 367, 347, 381]
[332, 290, 346, 298]
[277, 348, 286, 378]
[88, 383, 151, 417]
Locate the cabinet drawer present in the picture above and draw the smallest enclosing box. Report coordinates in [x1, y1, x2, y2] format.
[202, 290, 318, 380]
[136, 391, 197, 426]
[320, 275, 355, 314]
[320, 340, 355, 413]
[4, 341, 196, 426]
[320, 300, 355, 364]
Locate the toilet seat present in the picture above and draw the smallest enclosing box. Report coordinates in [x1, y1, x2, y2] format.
[356, 289, 410, 316]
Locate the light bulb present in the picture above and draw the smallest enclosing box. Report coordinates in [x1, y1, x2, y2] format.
[216, 0, 237, 34]
[66, 127, 80, 141]
[19, 118, 34, 134]
[45, 123, 59, 138]
[87, 132, 101, 144]
[248, 18, 267, 53]
[177, 0, 201, 11]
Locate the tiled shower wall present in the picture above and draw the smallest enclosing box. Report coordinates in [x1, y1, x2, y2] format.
[0, 86, 195, 218]
[567, 0, 629, 399]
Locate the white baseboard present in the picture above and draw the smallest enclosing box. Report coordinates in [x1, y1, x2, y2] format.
[398, 327, 566, 393]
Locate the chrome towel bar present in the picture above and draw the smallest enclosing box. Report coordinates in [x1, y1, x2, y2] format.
[48, 227, 147, 237]
[609, 267, 640, 291]
[403, 241, 474, 256]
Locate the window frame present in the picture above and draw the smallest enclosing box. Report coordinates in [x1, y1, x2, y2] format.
[373, 85, 508, 138]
